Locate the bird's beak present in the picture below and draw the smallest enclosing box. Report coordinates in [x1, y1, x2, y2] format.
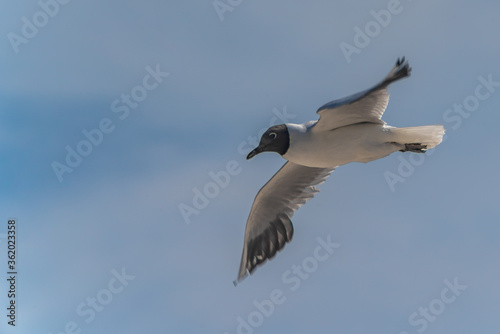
[246, 147, 262, 160]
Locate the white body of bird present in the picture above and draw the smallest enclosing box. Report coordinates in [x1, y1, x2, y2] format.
[284, 122, 445, 168]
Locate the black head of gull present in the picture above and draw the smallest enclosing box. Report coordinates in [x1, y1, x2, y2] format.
[247, 124, 290, 160]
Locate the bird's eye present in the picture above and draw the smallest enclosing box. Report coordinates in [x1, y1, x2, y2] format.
[269, 132, 277, 139]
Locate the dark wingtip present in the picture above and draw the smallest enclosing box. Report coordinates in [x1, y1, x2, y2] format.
[237, 215, 294, 282]
[234, 271, 249, 286]
[396, 56, 411, 76]
[379, 57, 411, 88]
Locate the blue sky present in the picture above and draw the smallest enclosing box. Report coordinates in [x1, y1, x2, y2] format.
[1, 0, 500, 333]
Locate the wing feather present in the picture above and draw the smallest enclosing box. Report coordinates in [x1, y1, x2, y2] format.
[313, 57, 411, 132]
[235, 162, 334, 284]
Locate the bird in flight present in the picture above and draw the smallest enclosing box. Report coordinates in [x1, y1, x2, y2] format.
[234, 58, 445, 285]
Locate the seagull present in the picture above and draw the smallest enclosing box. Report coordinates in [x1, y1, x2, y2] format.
[234, 58, 445, 285]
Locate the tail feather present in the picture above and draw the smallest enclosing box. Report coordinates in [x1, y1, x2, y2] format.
[391, 125, 445, 150]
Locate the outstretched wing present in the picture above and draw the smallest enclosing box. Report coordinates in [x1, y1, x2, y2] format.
[235, 161, 335, 284]
[313, 57, 411, 132]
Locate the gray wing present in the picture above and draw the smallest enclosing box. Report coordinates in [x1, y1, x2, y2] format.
[235, 161, 335, 284]
[313, 57, 411, 132]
